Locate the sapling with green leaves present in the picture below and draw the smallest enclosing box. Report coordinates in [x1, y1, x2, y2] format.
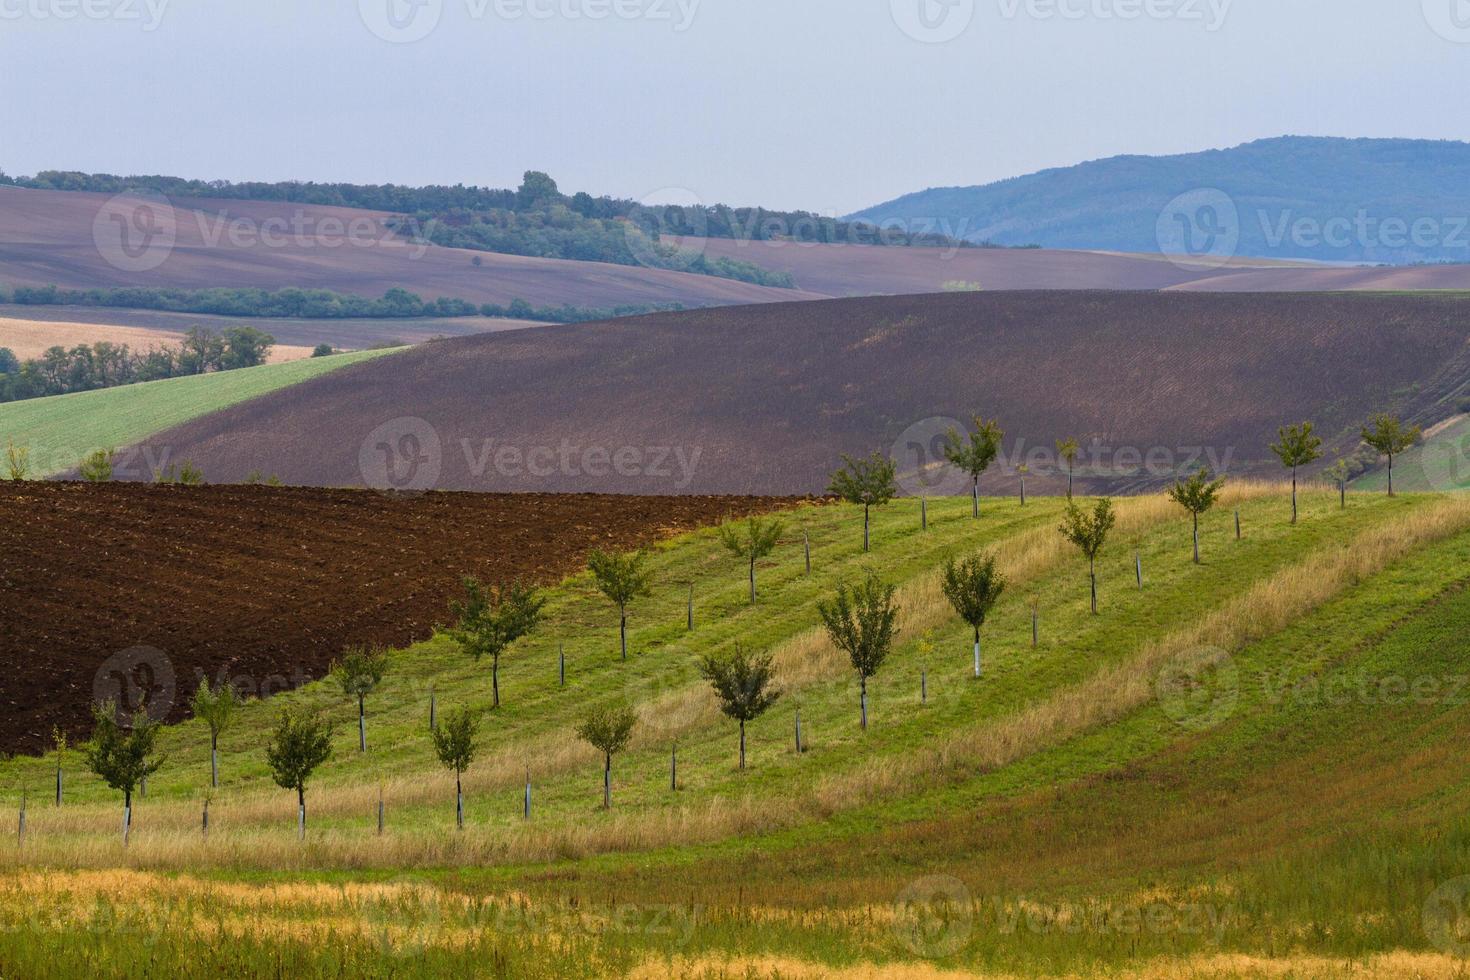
[828, 451, 898, 552]
[331, 645, 390, 750]
[1270, 422, 1323, 524]
[817, 573, 899, 730]
[431, 706, 479, 830]
[576, 703, 637, 808]
[1167, 468, 1226, 564]
[943, 416, 1004, 517]
[5, 439, 29, 481]
[190, 678, 240, 787]
[587, 550, 653, 661]
[82, 701, 164, 846]
[1326, 458, 1350, 509]
[264, 709, 333, 838]
[1059, 498, 1116, 615]
[78, 448, 117, 483]
[718, 515, 785, 603]
[941, 553, 1007, 678]
[1056, 438, 1080, 499]
[447, 577, 545, 707]
[1361, 413, 1422, 497]
[698, 645, 781, 769]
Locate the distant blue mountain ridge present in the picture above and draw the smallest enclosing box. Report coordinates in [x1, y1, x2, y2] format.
[846, 136, 1470, 265]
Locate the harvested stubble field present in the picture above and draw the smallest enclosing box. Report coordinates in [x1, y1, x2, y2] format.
[0, 482, 798, 755]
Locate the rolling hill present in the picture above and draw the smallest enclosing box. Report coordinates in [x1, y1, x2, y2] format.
[106, 291, 1470, 495]
[3, 485, 1470, 976]
[850, 136, 1470, 265]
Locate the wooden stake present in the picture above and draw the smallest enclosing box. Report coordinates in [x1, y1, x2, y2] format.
[524, 770, 532, 820]
[795, 708, 804, 754]
[670, 745, 678, 791]
[803, 531, 811, 575]
[377, 787, 385, 836]
[1136, 552, 1143, 589]
[559, 644, 566, 687]
[429, 689, 437, 731]
[686, 583, 694, 631]
[1235, 510, 1242, 540]
[921, 496, 927, 531]
[921, 668, 927, 704]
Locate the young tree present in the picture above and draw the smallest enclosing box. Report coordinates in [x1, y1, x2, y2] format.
[587, 551, 653, 661]
[1269, 422, 1323, 524]
[1059, 498, 1116, 615]
[447, 578, 544, 707]
[1361, 413, 1422, 497]
[5, 439, 29, 480]
[1167, 468, 1226, 564]
[828, 451, 898, 552]
[941, 553, 1007, 678]
[78, 448, 116, 482]
[718, 515, 785, 603]
[698, 645, 781, 769]
[82, 701, 164, 845]
[942, 416, 1004, 518]
[576, 703, 637, 808]
[190, 678, 240, 788]
[330, 645, 390, 750]
[264, 709, 333, 837]
[817, 573, 899, 730]
[431, 706, 479, 830]
[1325, 458, 1350, 509]
[1055, 438, 1080, 499]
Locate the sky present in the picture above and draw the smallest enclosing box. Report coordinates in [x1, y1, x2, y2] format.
[2, 0, 1469, 215]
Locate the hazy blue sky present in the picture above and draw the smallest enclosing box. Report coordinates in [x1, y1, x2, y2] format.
[3, 0, 1468, 214]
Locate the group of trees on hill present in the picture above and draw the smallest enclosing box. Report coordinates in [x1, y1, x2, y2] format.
[0, 282, 683, 326]
[60, 406, 1425, 840]
[0, 325, 274, 403]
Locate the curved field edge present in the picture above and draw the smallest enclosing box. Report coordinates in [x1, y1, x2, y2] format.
[0, 485, 1443, 866]
[0, 347, 403, 478]
[2, 490, 1470, 975]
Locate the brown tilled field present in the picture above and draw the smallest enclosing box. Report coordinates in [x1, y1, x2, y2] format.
[122, 290, 1470, 495]
[0, 482, 797, 756]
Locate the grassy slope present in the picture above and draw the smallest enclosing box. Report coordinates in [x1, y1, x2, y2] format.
[3, 488, 1470, 977]
[0, 348, 400, 478]
[1354, 414, 1470, 493]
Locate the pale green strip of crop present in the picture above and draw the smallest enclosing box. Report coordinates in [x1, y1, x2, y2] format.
[0, 348, 402, 477]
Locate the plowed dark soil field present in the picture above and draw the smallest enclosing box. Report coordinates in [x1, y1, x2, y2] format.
[0, 483, 797, 756]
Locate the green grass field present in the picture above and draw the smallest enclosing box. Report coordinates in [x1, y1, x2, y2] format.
[0, 348, 401, 478]
[3, 486, 1470, 978]
[1353, 414, 1470, 494]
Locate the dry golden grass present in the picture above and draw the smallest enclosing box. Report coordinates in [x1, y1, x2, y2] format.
[0, 315, 315, 362]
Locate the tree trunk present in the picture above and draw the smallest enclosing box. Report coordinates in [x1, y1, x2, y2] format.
[603, 755, 612, 809]
[1291, 467, 1299, 524]
[298, 785, 306, 839]
[973, 625, 981, 678]
[210, 732, 219, 788]
[492, 658, 500, 709]
[863, 505, 870, 552]
[1388, 454, 1394, 497]
[748, 557, 756, 604]
[687, 583, 693, 630]
[1340, 479, 1346, 509]
[1020, 473, 1026, 506]
[921, 495, 927, 530]
[1089, 557, 1098, 614]
[456, 772, 464, 830]
[358, 694, 367, 750]
[1192, 512, 1200, 564]
[860, 676, 868, 730]
[1067, 464, 1074, 500]
[619, 608, 628, 660]
[123, 789, 132, 848]
[739, 719, 746, 770]
[972, 479, 979, 518]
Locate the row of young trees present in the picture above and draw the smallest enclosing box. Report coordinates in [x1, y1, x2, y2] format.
[66, 408, 1425, 838]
